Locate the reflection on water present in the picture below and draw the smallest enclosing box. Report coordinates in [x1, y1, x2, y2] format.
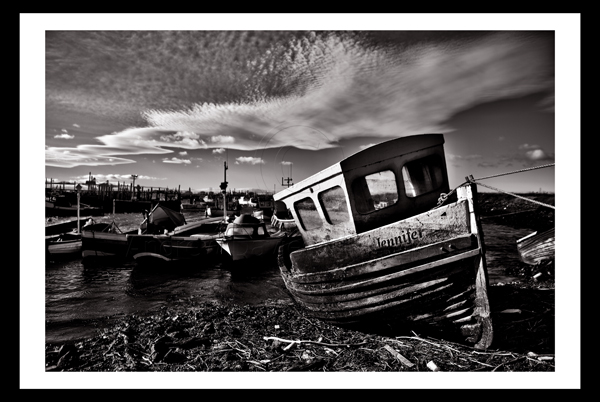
[45, 222, 533, 344]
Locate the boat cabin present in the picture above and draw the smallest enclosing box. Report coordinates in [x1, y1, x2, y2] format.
[273, 134, 451, 246]
[224, 214, 271, 239]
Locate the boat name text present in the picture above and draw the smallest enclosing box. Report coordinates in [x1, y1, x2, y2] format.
[376, 229, 423, 248]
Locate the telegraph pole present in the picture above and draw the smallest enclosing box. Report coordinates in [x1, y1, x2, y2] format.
[282, 162, 293, 188]
[219, 161, 228, 222]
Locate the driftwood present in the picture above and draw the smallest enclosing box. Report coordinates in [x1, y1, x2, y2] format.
[45, 299, 555, 373]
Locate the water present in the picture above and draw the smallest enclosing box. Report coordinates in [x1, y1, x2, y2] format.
[44, 215, 533, 344]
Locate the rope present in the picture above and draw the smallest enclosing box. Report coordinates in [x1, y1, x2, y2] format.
[473, 163, 554, 181]
[432, 163, 555, 210]
[468, 180, 555, 209]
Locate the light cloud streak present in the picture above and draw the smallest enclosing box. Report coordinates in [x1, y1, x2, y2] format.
[45, 31, 554, 168]
[236, 157, 265, 165]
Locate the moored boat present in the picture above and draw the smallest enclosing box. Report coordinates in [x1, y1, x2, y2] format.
[274, 134, 493, 349]
[81, 220, 138, 259]
[127, 216, 228, 266]
[216, 214, 286, 262]
[46, 196, 103, 217]
[128, 233, 223, 266]
[46, 232, 82, 257]
[45, 216, 92, 237]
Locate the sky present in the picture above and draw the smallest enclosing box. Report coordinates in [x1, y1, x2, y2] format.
[21, 14, 580, 389]
[33, 16, 577, 196]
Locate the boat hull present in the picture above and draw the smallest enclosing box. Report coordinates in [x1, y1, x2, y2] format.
[46, 233, 82, 256]
[127, 234, 220, 263]
[46, 202, 103, 217]
[81, 231, 131, 258]
[217, 237, 283, 261]
[277, 192, 493, 349]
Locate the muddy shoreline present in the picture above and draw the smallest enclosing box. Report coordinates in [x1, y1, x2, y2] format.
[44, 193, 556, 373]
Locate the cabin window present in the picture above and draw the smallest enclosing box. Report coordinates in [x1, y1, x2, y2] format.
[226, 226, 255, 237]
[257, 225, 266, 235]
[294, 197, 323, 231]
[402, 155, 445, 197]
[352, 170, 399, 214]
[318, 186, 350, 225]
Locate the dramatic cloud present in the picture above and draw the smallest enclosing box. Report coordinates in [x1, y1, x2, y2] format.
[45, 31, 554, 168]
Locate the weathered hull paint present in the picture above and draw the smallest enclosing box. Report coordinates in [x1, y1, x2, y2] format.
[127, 234, 220, 262]
[217, 237, 283, 261]
[47, 239, 82, 255]
[81, 231, 130, 258]
[278, 186, 493, 350]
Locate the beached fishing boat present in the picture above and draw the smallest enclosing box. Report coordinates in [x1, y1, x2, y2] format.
[274, 134, 493, 350]
[216, 214, 286, 262]
[516, 227, 555, 265]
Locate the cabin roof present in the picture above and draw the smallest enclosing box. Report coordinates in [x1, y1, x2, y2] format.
[274, 134, 444, 202]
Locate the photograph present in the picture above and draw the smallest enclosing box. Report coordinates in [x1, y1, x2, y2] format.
[21, 13, 580, 389]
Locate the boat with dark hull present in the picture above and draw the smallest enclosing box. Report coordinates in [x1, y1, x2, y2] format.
[80, 220, 138, 259]
[274, 134, 493, 350]
[128, 232, 223, 266]
[46, 196, 103, 217]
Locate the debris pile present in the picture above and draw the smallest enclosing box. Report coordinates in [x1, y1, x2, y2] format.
[46, 291, 555, 372]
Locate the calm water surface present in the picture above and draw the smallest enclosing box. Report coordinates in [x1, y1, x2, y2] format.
[44, 216, 533, 344]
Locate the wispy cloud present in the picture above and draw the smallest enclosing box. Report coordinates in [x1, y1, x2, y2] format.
[163, 157, 192, 164]
[45, 31, 554, 168]
[212, 148, 226, 154]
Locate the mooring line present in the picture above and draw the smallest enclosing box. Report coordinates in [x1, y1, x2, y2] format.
[433, 163, 555, 210]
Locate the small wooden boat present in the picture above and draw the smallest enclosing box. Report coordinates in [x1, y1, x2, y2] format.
[127, 217, 227, 265]
[46, 232, 82, 256]
[46, 196, 103, 217]
[274, 134, 493, 350]
[139, 203, 187, 234]
[45, 217, 91, 237]
[516, 227, 555, 265]
[81, 220, 138, 259]
[81, 203, 196, 260]
[216, 214, 285, 262]
[128, 233, 223, 265]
